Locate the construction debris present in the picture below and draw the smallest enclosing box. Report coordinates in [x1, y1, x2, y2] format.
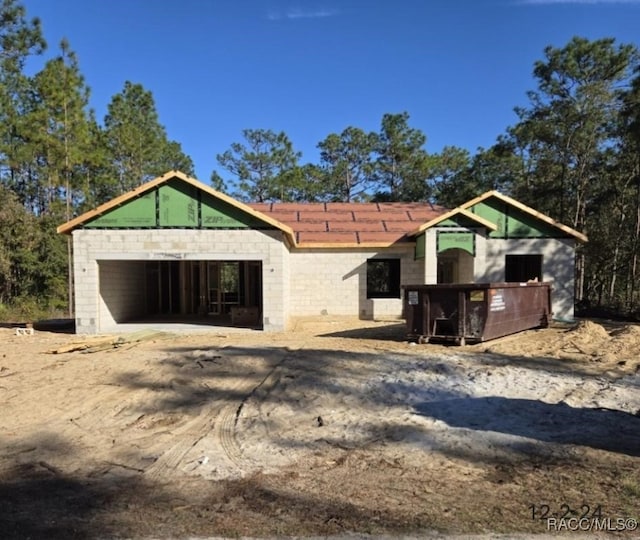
[14, 323, 34, 336]
[49, 329, 170, 354]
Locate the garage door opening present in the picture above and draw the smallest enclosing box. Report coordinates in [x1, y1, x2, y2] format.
[99, 260, 263, 329]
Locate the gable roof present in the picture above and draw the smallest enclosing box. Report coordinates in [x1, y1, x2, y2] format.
[56, 170, 297, 245]
[57, 170, 447, 248]
[56, 173, 586, 248]
[461, 190, 588, 243]
[407, 207, 499, 237]
[251, 201, 446, 247]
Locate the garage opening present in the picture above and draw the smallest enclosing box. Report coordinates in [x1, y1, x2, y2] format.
[99, 260, 263, 329]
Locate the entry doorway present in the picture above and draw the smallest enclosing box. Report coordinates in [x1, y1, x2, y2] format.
[437, 248, 474, 284]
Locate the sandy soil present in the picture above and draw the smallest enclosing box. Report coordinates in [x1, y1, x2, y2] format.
[0, 317, 639, 538]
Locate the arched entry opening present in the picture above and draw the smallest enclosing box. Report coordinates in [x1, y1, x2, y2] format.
[437, 248, 475, 284]
[436, 230, 476, 284]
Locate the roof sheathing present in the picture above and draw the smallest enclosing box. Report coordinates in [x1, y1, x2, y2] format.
[408, 207, 498, 237]
[56, 171, 296, 246]
[253, 201, 446, 248]
[461, 191, 588, 243]
[56, 171, 450, 247]
[58, 174, 585, 248]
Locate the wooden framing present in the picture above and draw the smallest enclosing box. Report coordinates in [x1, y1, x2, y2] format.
[56, 170, 297, 247]
[57, 174, 587, 248]
[295, 241, 417, 249]
[460, 190, 588, 243]
[408, 207, 498, 237]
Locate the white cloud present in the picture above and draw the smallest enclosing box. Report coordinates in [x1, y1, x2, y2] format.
[267, 7, 338, 21]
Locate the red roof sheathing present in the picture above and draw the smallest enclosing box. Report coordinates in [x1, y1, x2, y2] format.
[329, 221, 385, 232]
[298, 231, 359, 244]
[248, 202, 446, 246]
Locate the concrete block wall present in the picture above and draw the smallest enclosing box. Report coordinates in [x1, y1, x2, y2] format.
[423, 230, 438, 283]
[73, 247, 98, 334]
[418, 229, 576, 320]
[278, 241, 291, 329]
[288, 246, 423, 319]
[72, 228, 288, 333]
[481, 237, 577, 321]
[98, 261, 146, 327]
[263, 239, 290, 330]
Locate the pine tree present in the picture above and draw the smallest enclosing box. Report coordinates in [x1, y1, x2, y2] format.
[318, 127, 377, 202]
[30, 39, 96, 314]
[0, 0, 46, 203]
[373, 112, 432, 201]
[104, 81, 193, 192]
[212, 129, 301, 202]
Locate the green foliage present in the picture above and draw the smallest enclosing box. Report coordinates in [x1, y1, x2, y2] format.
[0, 0, 46, 208]
[280, 163, 333, 202]
[104, 81, 193, 192]
[0, 2, 195, 316]
[0, 0, 45, 74]
[213, 129, 301, 202]
[373, 112, 432, 201]
[0, 298, 64, 322]
[317, 126, 377, 202]
[433, 142, 523, 208]
[510, 37, 637, 226]
[213, 113, 435, 203]
[429, 146, 472, 207]
[0, 186, 66, 313]
[1, 5, 639, 322]
[29, 39, 93, 217]
[500, 36, 639, 308]
[216, 113, 434, 203]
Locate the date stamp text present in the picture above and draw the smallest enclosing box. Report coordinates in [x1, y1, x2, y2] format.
[529, 504, 638, 533]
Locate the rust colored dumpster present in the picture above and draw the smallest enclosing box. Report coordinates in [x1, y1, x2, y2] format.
[403, 282, 551, 345]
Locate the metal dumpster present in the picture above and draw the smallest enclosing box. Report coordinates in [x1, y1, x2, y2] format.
[403, 282, 552, 345]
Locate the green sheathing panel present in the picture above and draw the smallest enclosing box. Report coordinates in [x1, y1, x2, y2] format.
[158, 179, 199, 226]
[440, 215, 484, 228]
[469, 199, 506, 238]
[414, 233, 425, 259]
[506, 206, 560, 238]
[469, 197, 563, 238]
[84, 178, 272, 230]
[437, 231, 475, 256]
[201, 192, 263, 228]
[85, 192, 157, 228]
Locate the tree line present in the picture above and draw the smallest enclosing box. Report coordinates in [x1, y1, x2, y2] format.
[0, 0, 192, 316]
[0, 0, 639, 319]
[212, 37, 640, 317]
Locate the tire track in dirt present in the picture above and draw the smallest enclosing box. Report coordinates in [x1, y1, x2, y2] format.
[143, 378, 247, 481]
[213, 347, 300, 471]
[145, 345, 304, 480]
[215, 402, 244, 469]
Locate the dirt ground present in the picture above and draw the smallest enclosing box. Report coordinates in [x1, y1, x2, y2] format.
[0, 317, 639, 539]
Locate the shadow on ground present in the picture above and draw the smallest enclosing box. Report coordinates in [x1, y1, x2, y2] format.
[0, 319, 75, 333]
[415, 396, 640, 457]
[0, 442, 433, 539]
[318, 322, 408, 341]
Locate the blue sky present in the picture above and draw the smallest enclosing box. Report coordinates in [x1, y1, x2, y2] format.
[22, 0, 640, 182]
